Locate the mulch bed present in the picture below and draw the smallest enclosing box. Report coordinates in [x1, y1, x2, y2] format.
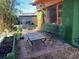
[16, 32, 79, 59]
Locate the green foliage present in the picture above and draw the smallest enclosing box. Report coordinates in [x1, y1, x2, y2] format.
[0, 0, 18, 32]
[45, 23, 53, 32]
[58, 25, 65, 39]
[45, 23, 59, 34]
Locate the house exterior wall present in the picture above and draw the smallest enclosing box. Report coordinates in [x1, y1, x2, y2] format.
[36, 11, 43, 31]
[19, 15, 37, 28]
[62, 0, 79, 46]
[19, 16, 32, 25]
[32, 16, 37, 25]
[32, 0, 63, 31]
[36, 2, 62, 24]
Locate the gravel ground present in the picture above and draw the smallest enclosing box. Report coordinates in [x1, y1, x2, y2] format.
[16, 32, 79, 59]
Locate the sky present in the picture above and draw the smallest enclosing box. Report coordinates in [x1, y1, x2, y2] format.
[15, 0, 36, 13]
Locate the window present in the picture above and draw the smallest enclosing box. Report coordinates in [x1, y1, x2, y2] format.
[58, 3, 63, 24]
[48, 5, 56, 23]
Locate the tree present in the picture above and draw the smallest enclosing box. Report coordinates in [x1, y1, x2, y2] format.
[0, 0, 18, 33]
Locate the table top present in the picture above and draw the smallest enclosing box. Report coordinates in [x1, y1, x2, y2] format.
[26, 32, 46, 41]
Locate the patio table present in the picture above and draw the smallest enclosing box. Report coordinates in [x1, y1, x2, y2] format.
[24, 32, 47, 47]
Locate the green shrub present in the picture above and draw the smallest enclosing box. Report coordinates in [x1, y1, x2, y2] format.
[45, 23, 59, 36]
[58, 25, 65, 39]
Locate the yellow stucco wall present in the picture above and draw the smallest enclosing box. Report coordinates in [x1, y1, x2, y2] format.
[37, 11, 43, 31]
